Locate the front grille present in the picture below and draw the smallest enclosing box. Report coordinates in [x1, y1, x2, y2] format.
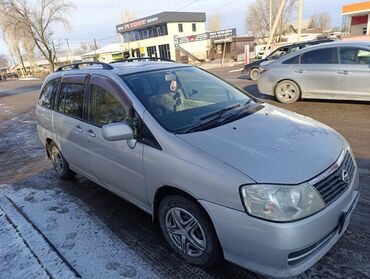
[313, 152, 355, 205]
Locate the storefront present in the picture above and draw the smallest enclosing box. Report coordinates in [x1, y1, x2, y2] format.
[116, 11, 207, 61]
[342, 1, 370, 36]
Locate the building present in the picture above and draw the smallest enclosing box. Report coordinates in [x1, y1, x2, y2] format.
[115, 11, 208, 61]
[342, 1, 370, 36]
[81, 43, 125, 63]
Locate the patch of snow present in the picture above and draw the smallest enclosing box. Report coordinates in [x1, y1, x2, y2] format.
[0, 186, 160, 279]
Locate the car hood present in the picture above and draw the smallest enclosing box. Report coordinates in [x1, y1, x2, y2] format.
[177, 105, 345, 184]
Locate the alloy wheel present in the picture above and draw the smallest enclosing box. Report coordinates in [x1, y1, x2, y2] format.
[275, 81, 300, 103]
[165, 207, 206, 257]
[51, 146, 64, 175]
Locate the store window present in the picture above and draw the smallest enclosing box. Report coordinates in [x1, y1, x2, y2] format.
[192, 23, 196, 32]
[158, 44, 171, 60]
[123, 23, 168, 42]
[178, 23, 183, 32]
[147, 46, 158, 58]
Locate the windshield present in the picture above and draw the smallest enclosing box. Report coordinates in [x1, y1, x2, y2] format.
[121, 67, 252, 133]
[268, 47, 289, 59]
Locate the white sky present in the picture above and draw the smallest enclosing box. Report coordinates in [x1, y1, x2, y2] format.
[0, 0, 360, 59]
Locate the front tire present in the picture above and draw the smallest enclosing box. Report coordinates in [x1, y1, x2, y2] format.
[249, 68, 260, 81]
[48, 142, 75, 179]
[274, 80, 301, 104]
[158, 195, 222, 268]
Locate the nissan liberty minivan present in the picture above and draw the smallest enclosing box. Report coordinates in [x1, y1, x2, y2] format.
[36, 60, 360, 278]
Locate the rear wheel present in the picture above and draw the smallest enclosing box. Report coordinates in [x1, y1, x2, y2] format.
[158, 195, 222, 268]
[249, 68, 260, 81]
[49, 142, 75, 179]
[275, 80, 301, 104]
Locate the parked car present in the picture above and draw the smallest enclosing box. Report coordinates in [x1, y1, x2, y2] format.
[36, 60, 359, 278]
[243, 39, 334, 81]
[257, 41, 370, 103]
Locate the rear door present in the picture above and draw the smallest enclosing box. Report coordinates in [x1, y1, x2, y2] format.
[338, 46, 370, 101]
[293, 47, 341, 98]
[52, 75, 91, 176]
[83, 75, 148, 209]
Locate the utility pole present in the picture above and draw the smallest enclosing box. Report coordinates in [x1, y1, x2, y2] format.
[93, 38, 99, 61]
[297, 0, 303, 42]
[65, 39, 73, 63]
[269, 0, 272, 36]
[264, 0, 286, 57]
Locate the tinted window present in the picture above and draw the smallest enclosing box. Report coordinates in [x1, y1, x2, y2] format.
[38, 81, 57, 109]
[340, 47, 370, 65]
[301, 48, 338, 64]
[89, 85, 126, 127]
[192, 23, 196, 32]
[282, 55, 299, 64]
[57, 83, 85, 118]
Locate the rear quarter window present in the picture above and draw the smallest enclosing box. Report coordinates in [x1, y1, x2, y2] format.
[38, 79, 59, 109]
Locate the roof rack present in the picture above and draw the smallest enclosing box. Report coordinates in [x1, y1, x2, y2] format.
[110, 57, 175, 64]
[55, 61, 113, 72]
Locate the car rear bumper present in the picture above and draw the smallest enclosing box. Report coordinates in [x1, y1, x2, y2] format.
[199, 171, 360, 278]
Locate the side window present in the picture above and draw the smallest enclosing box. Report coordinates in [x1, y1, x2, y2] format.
[301, 48, 338, 64]
[89, 85, 126, 127]
[340, 47, 370, 65]
[38, 81, 57, 109]
[282, 55, 299, 64]
[57, 83, 85, 119]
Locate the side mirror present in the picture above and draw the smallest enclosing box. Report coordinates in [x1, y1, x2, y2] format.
[102, 123, 133, 141]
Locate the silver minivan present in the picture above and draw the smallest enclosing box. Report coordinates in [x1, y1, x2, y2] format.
[36, 60, 360, 278]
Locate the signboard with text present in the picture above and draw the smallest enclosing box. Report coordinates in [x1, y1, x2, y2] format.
[175, 28, 236, 47]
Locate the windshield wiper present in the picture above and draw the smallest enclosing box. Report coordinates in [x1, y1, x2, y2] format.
[177, 103, 241, 134]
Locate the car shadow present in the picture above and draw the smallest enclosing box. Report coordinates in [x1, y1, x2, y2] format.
[243, 84, 275, 101]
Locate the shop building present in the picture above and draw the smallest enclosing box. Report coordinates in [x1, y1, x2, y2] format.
[115, 11, 208, 61]
[342, 1, 370, 36]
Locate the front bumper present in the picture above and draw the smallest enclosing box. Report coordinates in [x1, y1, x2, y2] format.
[199, 171, 360, 278]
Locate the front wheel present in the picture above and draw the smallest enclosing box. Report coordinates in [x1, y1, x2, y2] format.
[49, 142, 75, 179]
[249, 68, 260, 81]
[274, 80, 301, 104]
[158, 195, 222, 268]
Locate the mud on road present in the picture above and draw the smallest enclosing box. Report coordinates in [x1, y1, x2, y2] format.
[0, 77, 369, 279]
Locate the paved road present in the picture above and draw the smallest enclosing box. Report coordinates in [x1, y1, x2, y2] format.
[0, 72, 369, 279]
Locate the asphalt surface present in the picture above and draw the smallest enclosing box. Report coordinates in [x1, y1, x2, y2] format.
[0, 70, 369, 279]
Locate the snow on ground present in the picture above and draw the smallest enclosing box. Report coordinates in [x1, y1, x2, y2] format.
[0, 184, 159, 279]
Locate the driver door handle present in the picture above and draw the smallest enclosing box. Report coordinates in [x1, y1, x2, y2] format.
[294, 69, 304, 74]
[337, 70, 349, 75]
[74, 125, 83, 133]
[86, 129, 96, 138]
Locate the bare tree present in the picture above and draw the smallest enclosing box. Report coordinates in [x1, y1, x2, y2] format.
[121, 8, 137, 23]
[208, 14, 221, 32]
[308, 12, 331, 31]
[0, 54, 8, 67]
[0, 0, 74, 72]
[1, 13, 27, 76]
[245, 0, 297, 42]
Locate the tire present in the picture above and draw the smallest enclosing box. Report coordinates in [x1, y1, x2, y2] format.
[158, 195, 222, 268]
[274, 80, 301, 104]
[48, 142, 75, 179]
[249, 68, 260, 81]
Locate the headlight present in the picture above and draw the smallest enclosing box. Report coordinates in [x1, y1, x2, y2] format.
[240, 183, 325, 222]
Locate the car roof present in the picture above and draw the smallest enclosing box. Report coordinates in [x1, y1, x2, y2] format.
[45, 61, 191, 81]
[268, 41, 370, 65]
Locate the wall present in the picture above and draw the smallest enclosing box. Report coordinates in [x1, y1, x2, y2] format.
[120, 21, 207, 60]
[351, 23, 368, 35]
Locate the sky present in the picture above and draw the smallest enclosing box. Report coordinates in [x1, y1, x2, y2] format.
[0, 0, 361, 60]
